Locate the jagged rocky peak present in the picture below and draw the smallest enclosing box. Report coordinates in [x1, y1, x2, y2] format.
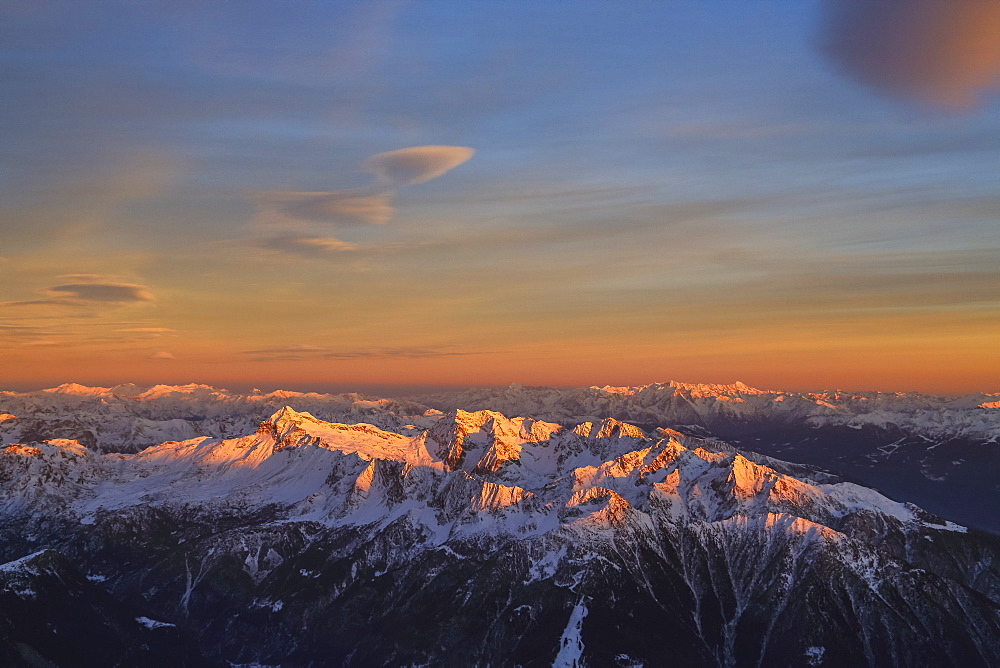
[257, 405, 316, 433]
[572, 417, 646, 439]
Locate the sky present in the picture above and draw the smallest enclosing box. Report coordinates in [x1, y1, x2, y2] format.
[2, 0, 999, 395]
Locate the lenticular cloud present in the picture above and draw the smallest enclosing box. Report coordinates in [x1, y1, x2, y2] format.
[362, 146, 475, 187]
[256, 146, 474, 251]
[45, 282, 154, 303]
[820, 0, 1000, 109]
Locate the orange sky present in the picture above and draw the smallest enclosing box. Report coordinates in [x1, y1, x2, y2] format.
[2, 2, 999, 396]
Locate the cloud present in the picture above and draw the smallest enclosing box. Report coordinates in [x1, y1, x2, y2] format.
[148, 351, 175, 360]
[254, 145, 474, 232]
[56, 273, 116, 282]
[273, 190, 394, 226]
[362, 146, 475, 187]
[820, 0, 1000, 108]
[2, 282, 155, 308]
[244, 344, 329, 355]
[255, 235, 360, 259]
[242, 344, 482, 362]
[117, 327, 174, 333]
[43, 283, 154, 303]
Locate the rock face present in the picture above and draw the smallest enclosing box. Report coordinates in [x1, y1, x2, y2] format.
[0, 550, 204, 666]
[0, 405, 998, 666]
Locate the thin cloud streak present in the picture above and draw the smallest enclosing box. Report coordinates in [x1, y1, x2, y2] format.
[256, 235, 360, 260]
[117, 327, 174, 333]
[272, 190, 394, 226]
[243, 345, 485, 362]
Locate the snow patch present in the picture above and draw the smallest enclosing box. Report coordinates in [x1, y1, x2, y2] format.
[0, 550, 48, 572]
[525, 544, 567, 584]
[818, 482, 915, 522]
[136, 616, 176, 629]
[805, 646, 825, 665]
[552, 599, 588, 667]
[924, 520, 968, 533]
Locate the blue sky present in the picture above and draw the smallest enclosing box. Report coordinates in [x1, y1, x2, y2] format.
[2, 1, 999, 393]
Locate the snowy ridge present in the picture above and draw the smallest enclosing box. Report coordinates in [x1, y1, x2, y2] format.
[0, 406, 961, 545]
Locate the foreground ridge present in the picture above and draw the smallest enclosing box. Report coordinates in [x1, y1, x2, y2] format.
[0, 405, 998, 666]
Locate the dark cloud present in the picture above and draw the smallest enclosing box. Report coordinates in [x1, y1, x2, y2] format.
[820, 0, 1000, 108]
[44, 283, 154, 303]
[2, 282, 155, 309]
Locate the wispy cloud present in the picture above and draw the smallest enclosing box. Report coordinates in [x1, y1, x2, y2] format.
[270, 190, 394, 226]
[0, 317, 176, 351]
[820, 0, 1000, 108]
[253, 234, 360, 260]
[243, 344, 483, 362]
[117, 327, 174, 333]
[56, 273, 118, 282]
[148, 351, 176, 360]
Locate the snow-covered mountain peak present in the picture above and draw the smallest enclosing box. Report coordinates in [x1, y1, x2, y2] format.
[591, 380, 772, 398]
[258, 405, 319, 432]
[135, 383, 224, 400]
[43, 383, 112, 396]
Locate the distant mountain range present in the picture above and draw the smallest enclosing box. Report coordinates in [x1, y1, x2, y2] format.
[0, 382, 998, 665]
[3, 380, 997, 530]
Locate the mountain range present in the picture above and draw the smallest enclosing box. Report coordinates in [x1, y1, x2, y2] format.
[3, 380, 997, 530]
[0, 382, 998, 665]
